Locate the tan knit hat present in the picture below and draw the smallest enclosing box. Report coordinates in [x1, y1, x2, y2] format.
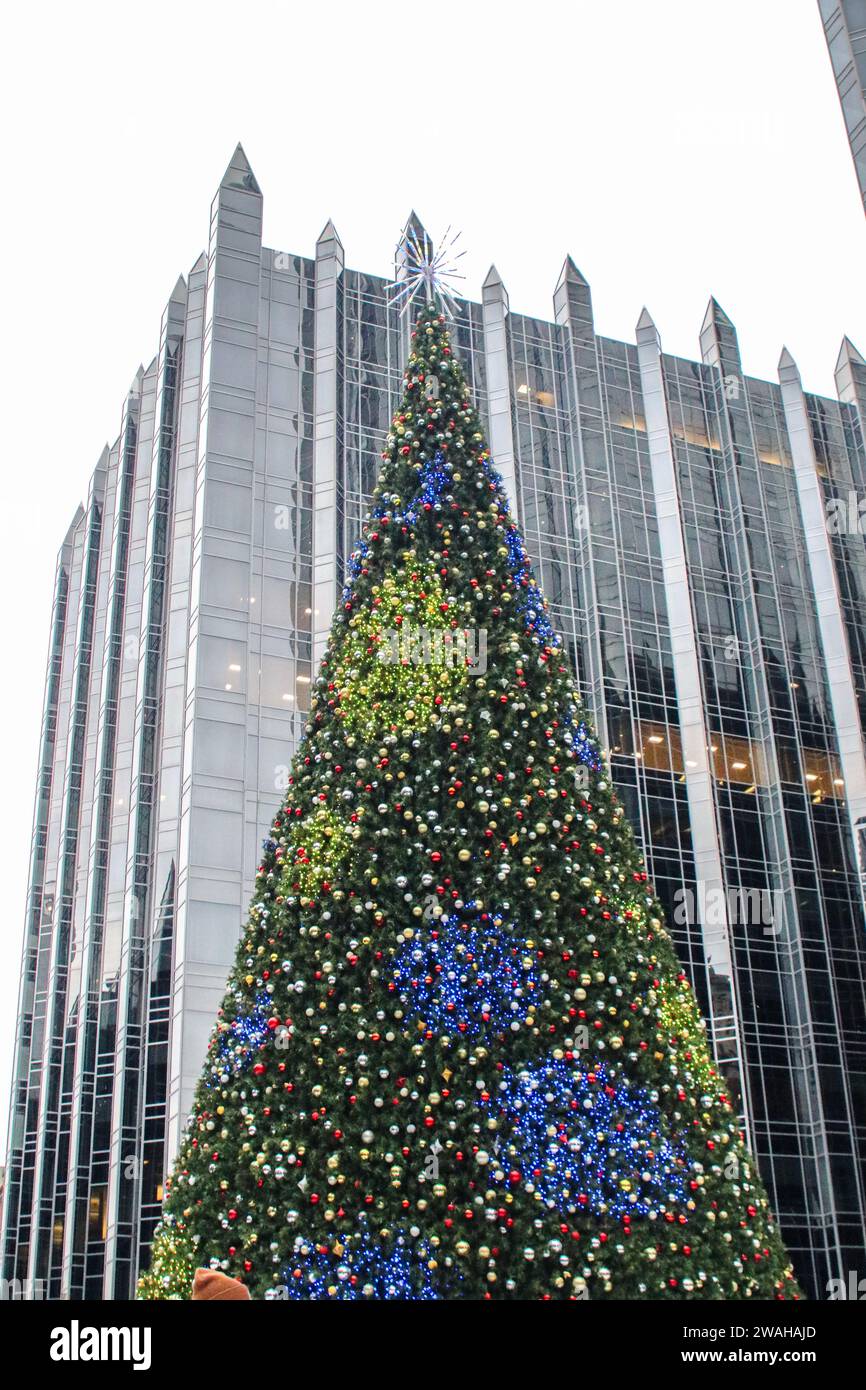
[192, 1268, 251, 1301]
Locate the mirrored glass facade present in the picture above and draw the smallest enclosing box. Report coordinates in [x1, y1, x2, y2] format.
[2, 147, 865, 1300]
[820, 0, 866, 212]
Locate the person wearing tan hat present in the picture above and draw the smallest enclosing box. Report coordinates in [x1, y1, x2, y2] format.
[192, 1269, 251, 1301]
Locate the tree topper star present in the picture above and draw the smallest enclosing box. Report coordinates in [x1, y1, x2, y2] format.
[388, 223, 467, 320]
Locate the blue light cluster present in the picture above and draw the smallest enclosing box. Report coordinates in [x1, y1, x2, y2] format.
[207, 993, 273, 1088]
[501, 520, 560, 649]
[341, 537, 370, 607]
[276, 1230, 443, 1300]
[341, 454, 451, 607]
[481, 1059, 688, 1218]
[562, 712, 603, 773]
[477, 452, 559, 647]
[391, 912, 538, 1036]
[480, 455, 508, 499]
[399, 450, 451, 525]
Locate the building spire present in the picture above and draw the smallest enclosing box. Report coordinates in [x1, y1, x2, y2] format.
[555, 255, 589, 293]
[835, 336, 866, 405]
[219, 142, 260, 194]
[482, 263, 504, 291]
[636, 306, 656, 331]
[700, 297, 740, 371]
[317, 218, 342, 250]
[778, 346, 799, 380]
[700, 296, 734, 335]
[836, 335, 865, 373]
[399, 210, 433, 261]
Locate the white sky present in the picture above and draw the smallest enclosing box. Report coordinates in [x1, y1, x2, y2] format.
[0, 0, 864, 1150]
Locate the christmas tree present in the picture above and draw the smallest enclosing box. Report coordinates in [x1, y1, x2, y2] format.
[139, 300, 800, 1301]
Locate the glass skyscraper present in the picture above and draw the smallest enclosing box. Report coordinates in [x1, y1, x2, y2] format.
[820, 0, 866, 212]
[2, 146, 865, 1300]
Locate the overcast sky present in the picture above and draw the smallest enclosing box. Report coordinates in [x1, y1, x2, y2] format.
[0, 0, 863, 1148]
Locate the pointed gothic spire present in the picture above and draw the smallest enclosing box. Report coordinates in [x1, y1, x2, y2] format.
[482, 264, 508, 314]
[401, 209, 432, 252]
[482, 264, 504, 291]
[553, 256, 593, 332]
[778, 346, 799, 377]
[316, 219, 343, 262]
[396, 211, 434, 282]
[555, 255, 589, 293]
[317, 218, 341, 246]
[836, 336, 865, 374]
[699, 297, 741, 371]
[220, 142, 261, 194]
[700, 296, 734, 336]
[61, 505, 86, 551]
[835, 336, 866, 404]
[168, 273, 188, 306]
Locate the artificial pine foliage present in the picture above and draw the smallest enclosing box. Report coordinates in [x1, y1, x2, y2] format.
[139, 302, 800, 1301]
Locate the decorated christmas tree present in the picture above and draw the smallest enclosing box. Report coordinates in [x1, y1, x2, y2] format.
[139, 298, 800, 1301]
